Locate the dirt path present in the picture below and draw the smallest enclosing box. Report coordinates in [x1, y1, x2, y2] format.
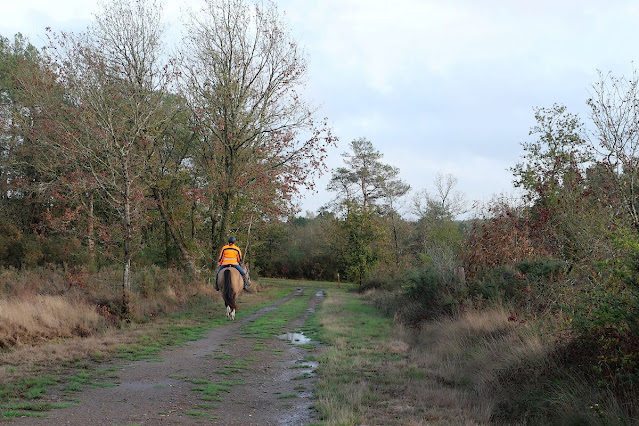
[14, 288, 323, 426]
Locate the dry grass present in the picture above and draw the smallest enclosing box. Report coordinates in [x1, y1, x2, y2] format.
[382, 307, 549, 424]
[317, 291, 498, 424]
[0, 329, 140, 386]
[0, 267, 68, 297]
[0, 265, 211, 350]
[406, 307, 548, 392]
[0, 295, 105, 348]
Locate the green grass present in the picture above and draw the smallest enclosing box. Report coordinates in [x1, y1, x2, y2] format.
[310, 289, 407, 424]
[197, 403, 217, 409]
[1, 401, 76, 420]
[0, 375, 59, 401]
[213, 353, 232, 360]
[0, 410, 48, 419]
[240, 289, 314, 340]
[293, 372, 312, 380]
[192, 383, 231, 397]
[215, 359, 253, 376]
[291, 363, 314, 369]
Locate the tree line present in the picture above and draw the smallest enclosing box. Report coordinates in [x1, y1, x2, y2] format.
[0, 0, 334, 302]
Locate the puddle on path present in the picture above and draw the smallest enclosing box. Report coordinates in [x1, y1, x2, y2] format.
[278, 332, 312, 345]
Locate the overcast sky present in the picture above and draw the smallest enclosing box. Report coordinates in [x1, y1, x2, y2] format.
[3, 0, 639, 216]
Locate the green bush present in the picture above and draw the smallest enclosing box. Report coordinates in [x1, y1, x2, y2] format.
[403, 268, 439, 301]
[516, 258, 566, 281]
[473, 266, 527, 301]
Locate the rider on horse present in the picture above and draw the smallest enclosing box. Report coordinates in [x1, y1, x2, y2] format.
[215, 236, 250, 291]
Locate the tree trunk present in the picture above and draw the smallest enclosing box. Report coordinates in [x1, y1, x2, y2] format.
[164, 220, 170, 268]
[152, 187, 199, 277]
[122, 172, 133, 318]
[244, 213, 254, 268]
[191, 200, 196, 240]
[210, 212, 218, 271]
[87, 190, 95, 261]
[391, 211, 400, 264]
[216, 192, 232, 249]
[123, 164, 132, 294]
[0, 168, 7, 200]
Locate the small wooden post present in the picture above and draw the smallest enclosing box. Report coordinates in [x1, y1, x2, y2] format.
[455, 266, 466, 287]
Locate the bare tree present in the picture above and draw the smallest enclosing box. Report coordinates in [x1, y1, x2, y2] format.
[588, 68, 639, 232]
[46, 0, 175, 295]
[180, 0, 335, 267]
[413, 172, 466, 221]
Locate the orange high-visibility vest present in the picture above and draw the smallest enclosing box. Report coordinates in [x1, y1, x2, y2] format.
[218, 244, 242, 266]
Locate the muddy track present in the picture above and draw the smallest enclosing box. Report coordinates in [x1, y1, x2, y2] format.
[14, 288, 324, 425]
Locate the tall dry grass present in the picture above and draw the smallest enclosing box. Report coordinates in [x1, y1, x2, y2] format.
[407, 307, 549, 390]
[0, 264, 210, 348]
[0, 295, 105, 348]
[390, 306, 549, 424]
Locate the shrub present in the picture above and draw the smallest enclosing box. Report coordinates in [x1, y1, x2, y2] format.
[403, 268, 440, 302]
[473, 266, 527, 302]
[366, 288, 430, 324]
[516, 258, 566, 282]
[401, 268, 447, 319]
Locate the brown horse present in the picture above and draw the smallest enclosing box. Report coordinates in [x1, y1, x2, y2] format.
[217, 266, 244, 320]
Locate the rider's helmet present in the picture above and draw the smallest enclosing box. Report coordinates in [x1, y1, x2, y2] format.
[228, 236, 237, 244]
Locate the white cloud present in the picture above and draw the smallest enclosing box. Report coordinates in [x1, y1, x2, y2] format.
[0, 0, 98, 43]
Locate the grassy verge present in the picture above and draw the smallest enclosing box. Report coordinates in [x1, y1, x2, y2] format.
[312, 288, 505, 425]
[312, 288, 413, 424]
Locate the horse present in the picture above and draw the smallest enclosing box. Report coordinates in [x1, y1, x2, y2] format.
[217, 265, 244, 320]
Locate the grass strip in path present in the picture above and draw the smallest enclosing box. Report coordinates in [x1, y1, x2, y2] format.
[240, 288, 315, 342]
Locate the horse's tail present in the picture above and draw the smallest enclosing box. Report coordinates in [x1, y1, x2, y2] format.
[223, 269, 237, 310]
